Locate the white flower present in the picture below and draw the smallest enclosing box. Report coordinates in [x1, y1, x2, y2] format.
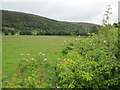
[31, 58, 34, 60]
[27, 54, 30, 56]
[18, 59, 20, 61]
[103, 40, 107, 43]
[78, 35, 81, 37]
[39, 52, 42, 55]
[43, 59, 47, 61]
[57, 86, 60, 88]
[57, 58, 60, 60]
[64, 41, 66, 43]
[75, 38, 79, 40]
[42, 54, 45, 56]
[20, 54, 23, 56]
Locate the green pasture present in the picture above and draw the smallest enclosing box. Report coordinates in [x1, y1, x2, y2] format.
[2, 35, 75, 78]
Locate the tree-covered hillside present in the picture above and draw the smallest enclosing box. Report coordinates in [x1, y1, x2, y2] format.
[2, 10, 99, 35]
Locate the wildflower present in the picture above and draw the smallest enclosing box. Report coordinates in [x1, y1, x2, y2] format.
[43, 58, 47, 61]
[86, 38, 89, 40]
[18, 59, 20, 61]
[103, 40, 107, 43]
[25, 59, 28, 61]
[90, 44, 93, 46]
[75, 38, 79, 40]
[31, 58, 34, 60]
[57, 58, 60, 60]
[64, 41, 66, 43]
[22, 58, 25, 60]
[39, 52, 42, 55]
[87, 32, 90, 35]
[78, 35, 81, 37]
[27, 54, 30, 56]
[57, 86, 60, 88]
[42, 54, 45, 56]
[20, 54, 23, 56]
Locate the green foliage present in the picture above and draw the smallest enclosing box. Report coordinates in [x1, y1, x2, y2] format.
[2, 36, 75, 88]
[56, 26, 120, 88]
[2, 52, 58, 88]
[2, 10, 99, 36]
[2, 28, 18, 35]
[2, 27, 119, 88]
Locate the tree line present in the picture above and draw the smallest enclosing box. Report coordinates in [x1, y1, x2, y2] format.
[2, 10, 99, 36]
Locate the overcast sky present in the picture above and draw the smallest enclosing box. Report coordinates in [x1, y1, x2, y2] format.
[1, 0, 119, 25]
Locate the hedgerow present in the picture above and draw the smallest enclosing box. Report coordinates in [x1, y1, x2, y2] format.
[56, 26, 120, 88]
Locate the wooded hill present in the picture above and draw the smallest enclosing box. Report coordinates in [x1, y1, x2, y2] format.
[2, 10, 99, 35]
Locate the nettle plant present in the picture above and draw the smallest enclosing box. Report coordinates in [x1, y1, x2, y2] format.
[3, 52, 57, 88]
[55, 6, 120, 88]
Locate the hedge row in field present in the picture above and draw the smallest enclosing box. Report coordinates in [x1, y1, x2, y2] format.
[56, 26, 120, 88]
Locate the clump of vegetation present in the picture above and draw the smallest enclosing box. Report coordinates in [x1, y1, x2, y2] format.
[2, 52, 58, 88]
[56, 26, 119, 88]
[55, 5, 120, 88]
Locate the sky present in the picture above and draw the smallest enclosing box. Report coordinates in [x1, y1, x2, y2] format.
[1, 0, 120, 25]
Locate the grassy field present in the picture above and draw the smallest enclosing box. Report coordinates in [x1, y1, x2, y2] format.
[2, 35, 75, 78]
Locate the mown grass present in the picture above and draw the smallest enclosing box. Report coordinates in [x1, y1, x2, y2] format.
[2, 35, 75, 78]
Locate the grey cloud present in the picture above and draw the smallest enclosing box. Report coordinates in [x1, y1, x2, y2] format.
[2, 0, 119, 24]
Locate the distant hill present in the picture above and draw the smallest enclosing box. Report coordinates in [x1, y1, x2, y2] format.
[1, 10, 99, 35]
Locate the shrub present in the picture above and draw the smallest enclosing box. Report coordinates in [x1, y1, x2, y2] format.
[56, 26, 120, 88]
[2, 52, 58, 88]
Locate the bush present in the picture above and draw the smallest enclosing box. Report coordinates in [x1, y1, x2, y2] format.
[2, 52, 58, 88]
[56, 26, 120, 88]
